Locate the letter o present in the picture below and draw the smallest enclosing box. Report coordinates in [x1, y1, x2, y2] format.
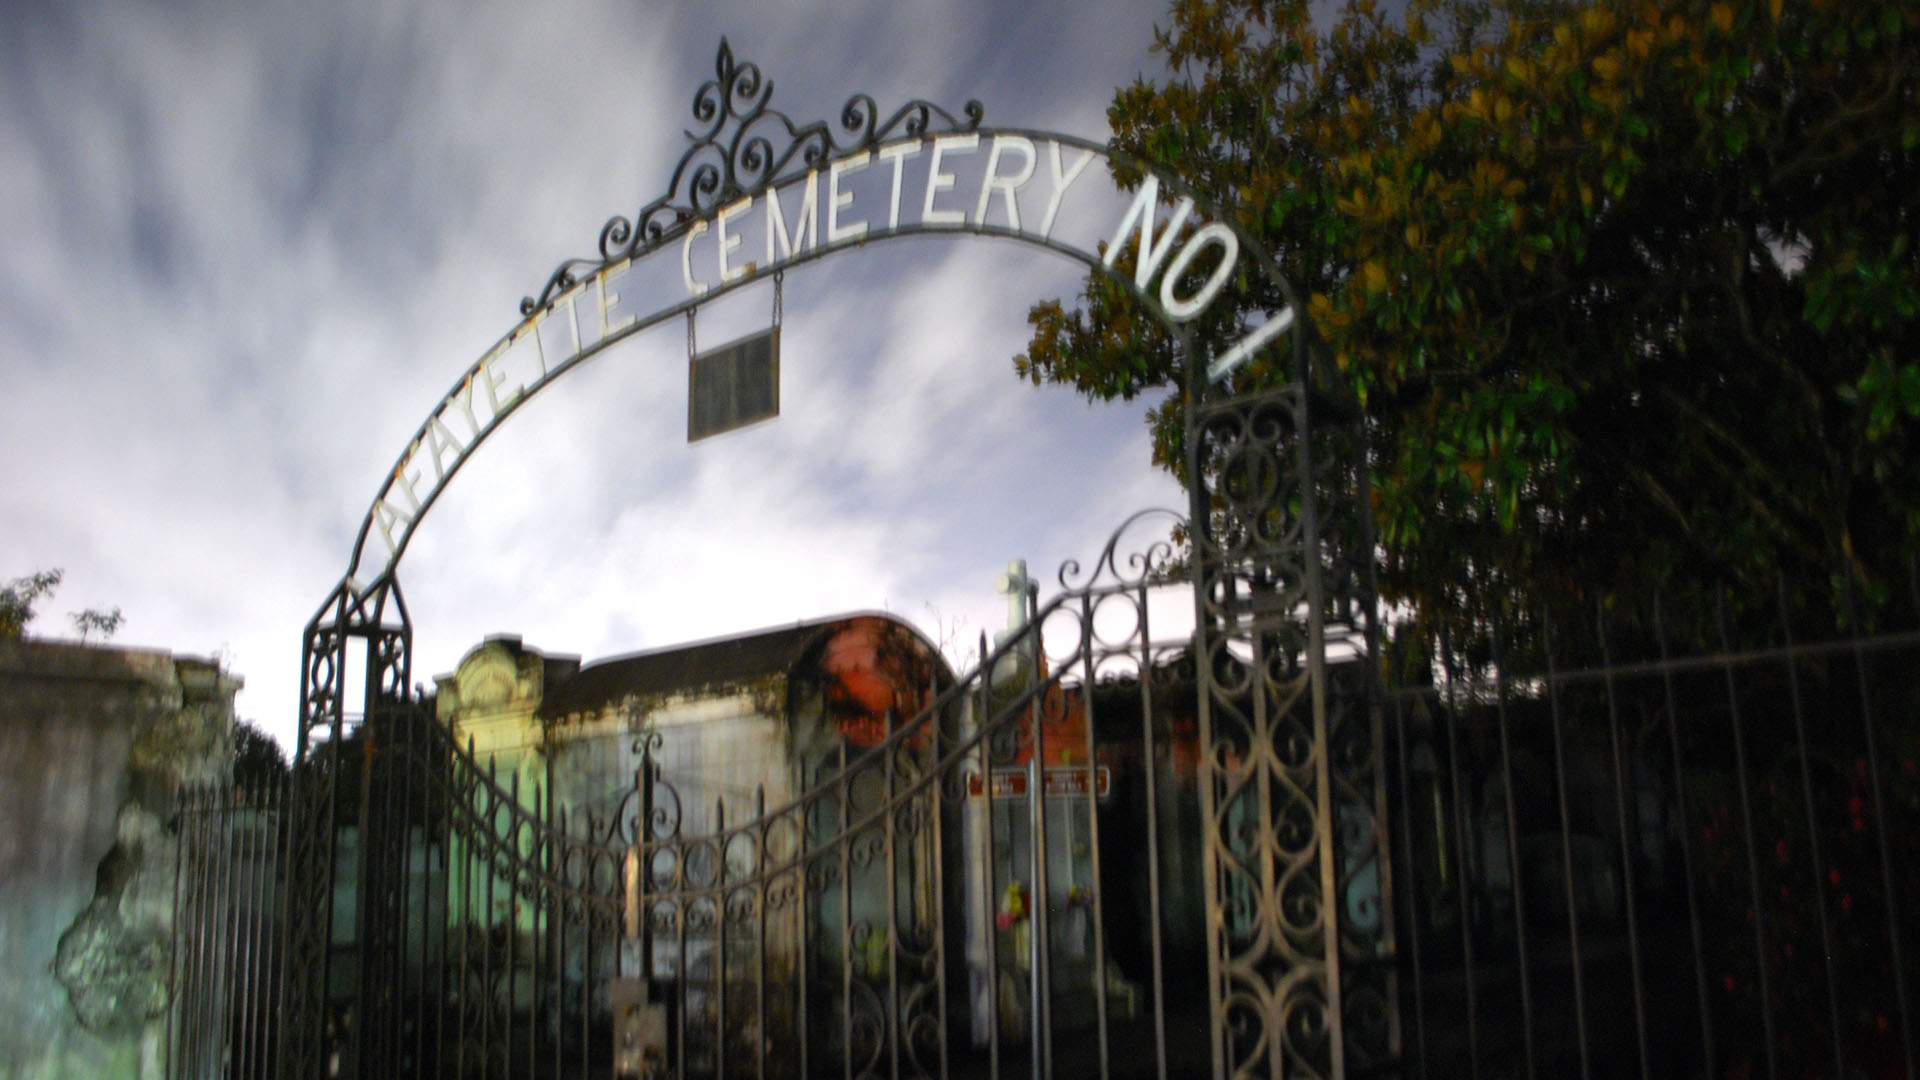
[1159, 222, 1239, 321]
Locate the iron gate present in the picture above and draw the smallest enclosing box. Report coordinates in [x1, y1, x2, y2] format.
[160, 34, 1909, 1080]
[165, 408, 1920, 1078]
[166, 366, 1405, 1080]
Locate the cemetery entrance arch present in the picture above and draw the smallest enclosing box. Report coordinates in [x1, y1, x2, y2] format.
[256, 40, 1388, 1080]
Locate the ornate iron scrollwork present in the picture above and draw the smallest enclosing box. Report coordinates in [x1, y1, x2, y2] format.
[522, 38, 983, 315]
[1187, 381, 1393, 1078]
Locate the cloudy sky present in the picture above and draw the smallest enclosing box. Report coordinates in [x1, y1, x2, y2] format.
[0, 0, 1201, 748]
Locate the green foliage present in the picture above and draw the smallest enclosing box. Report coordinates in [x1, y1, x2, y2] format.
[233, 719, 289, 787]
[70, 606, 123, 643]
[0, 568, 63, 639]
[1020, 0, 1920, 623]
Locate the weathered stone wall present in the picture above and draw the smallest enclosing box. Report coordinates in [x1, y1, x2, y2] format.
[0, 640, 235, 1080]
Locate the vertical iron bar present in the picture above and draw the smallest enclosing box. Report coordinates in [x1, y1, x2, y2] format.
[798, 783, 812, 1080]
[187, 788, 210, 1079]
[1438, 623, 1481, 1077]
[840, 740, 854, 1080]
[166, 790, 190, 1080]
[639, 752, 656, 981]
[1842, 576, 1916, 1078]
[1595, 605, 1650, 1077]
[1028, 610, 1053, 1080]
[238, 787, 259, 1080]
[221, 791, 237, 1078]
[523, 784, 535, 1080]
[351, 697, 375, 1080]
[1134, 587, 1170, 1080]
[1714, 593, 1778, 1080]
[205, 790, 220, 1079]
[553, 806, 566, 1080]
[273, 765, 293, 1080]
[228, 790, 245, 1078]
[458, 756, 471, 1080]
[507, 771, 518, 1080]
[979, 631, 1002, 1080]
[411, 722, 427, 1079]
[1026, 751, 1041, 1080]
[220, 791, 235, 1077]
[441, 751, 459, 1080]
[590, 812, 603, 1080]
[1652, 599, 1713, 1070]
[1774, 582, 1846, 1078]
[165, 790, 182, 1080]
[531, 783, 544, 1080]
[1491, 623, 1536, 1078]
[1542, 610, 1593, 1080]
[484, 760, 498, 1080]
[229, 790, 247, 1080]
[885, 711, 902, 1080]
[1353, 437, 1401, 1069]
[587, 812, 600, 1080]
[675, 887, 688, 1078]
[757, 787, 769, 1080]
[1294, 355, 1345, 1080]
[184, 790, 202, 1080]
[1178, 331, 1231, 1080]
[717, 798, 729, 1080]
[1251, 612, 1281, 1079]
[267, 779, 286, 1078]
[1389, 691, 1429, 1077]
[1187, 564, 1226, 1077]
[1077, 593, 1112, 1080]
[1029, 588, 1059, 1076]
[930, 662, 951, 1080]
[184, 790, 206, 1080]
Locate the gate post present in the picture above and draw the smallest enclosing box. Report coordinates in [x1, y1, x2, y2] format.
[1187, 359, 1395, 1077]
[283, 578, 412, 1080]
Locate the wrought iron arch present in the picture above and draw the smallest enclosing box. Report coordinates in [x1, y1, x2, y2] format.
[285, 36, 1387, 1080]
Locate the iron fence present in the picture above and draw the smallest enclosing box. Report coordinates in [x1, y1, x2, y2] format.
[1384, 586, 1919, 1079]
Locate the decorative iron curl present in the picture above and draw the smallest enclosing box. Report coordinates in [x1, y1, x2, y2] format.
[1056, 507, 1187, 594]
[521, 38, 983, 314]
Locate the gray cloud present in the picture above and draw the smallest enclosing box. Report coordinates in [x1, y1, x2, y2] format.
[0, 0, 1178, 747]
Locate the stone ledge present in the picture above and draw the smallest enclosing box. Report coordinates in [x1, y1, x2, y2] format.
[0, 639, 184, 687]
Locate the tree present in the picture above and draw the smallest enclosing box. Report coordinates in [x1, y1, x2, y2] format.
[233, 719, 290, 787]
[1, 569, 63, 639]
[70, 606, 123, 643]
[1018, 0, 1920, 624]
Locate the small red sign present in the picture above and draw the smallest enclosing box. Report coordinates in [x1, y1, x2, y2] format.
[967, 766, 1110, 800]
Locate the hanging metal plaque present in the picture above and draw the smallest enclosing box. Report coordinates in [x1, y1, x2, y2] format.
[688, 326, 780, 441]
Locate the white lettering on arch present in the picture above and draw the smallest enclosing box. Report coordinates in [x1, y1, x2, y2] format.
[878, 142, 920, 228]
[1104, 175, 1195, 293]
[349, 135, 1298, 588]
[921, 133, 978, 227]
[974, 135, 1036, 230]
[1039, 141, 1095, 239]
[717, 196, 753, 283]
[765, 170, 820, 263]
[1160, 222, 1240, 321]
[828, 152, 871, 243]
